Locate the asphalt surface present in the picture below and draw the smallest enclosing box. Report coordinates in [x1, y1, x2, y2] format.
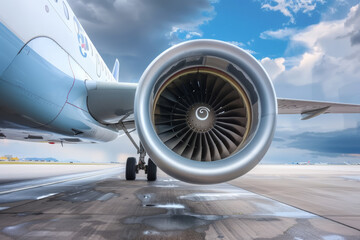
[0, 164, 359, 239]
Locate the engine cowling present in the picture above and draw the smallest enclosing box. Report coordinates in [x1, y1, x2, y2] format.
[135, 39, 277, 184]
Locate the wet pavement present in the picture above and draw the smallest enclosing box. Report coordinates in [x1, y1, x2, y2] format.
[0, 165, 359, 239]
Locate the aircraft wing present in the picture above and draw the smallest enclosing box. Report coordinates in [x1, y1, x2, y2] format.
[277, 98, 360, 120]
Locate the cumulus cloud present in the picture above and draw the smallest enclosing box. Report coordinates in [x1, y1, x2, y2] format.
[68, 0, 215, 82]
[261, 4, 360, 99]
[345, 3, 360, 46]
[260, 0, 325, 23]
[260, 57, 285, 80]
[259, 4, 360, 164]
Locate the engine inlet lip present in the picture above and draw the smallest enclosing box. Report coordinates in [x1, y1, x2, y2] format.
[135, 39, 277, 184]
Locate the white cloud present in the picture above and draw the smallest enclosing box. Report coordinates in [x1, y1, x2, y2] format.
[260, 28, 296, 39]
[227, 41, 245, 47]
[265, 4, 360, 99]
[259, 5, 360, 164]
[226, 41, 257, 55]
[261, 0, 325, 23]
[244, 49, 258, 55]
[168, 28, 203, 45]
[185, 31, 203, 39]
[260, 57, 286, 80]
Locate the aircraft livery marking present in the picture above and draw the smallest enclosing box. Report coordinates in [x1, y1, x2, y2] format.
[74, 16, 88, 58]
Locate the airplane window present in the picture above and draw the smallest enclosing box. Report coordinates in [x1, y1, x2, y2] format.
[63, 1, 69, 20]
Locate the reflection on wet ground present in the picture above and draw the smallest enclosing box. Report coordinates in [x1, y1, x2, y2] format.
[56, 188, 118, 202]
[179, 192, 255, 201]
[342, 176, 360, 182]
[0, 166, 359, 239]
[2, 219, 58, 238]
[124, 192, 227, 233]
[118, 180, 323, 238]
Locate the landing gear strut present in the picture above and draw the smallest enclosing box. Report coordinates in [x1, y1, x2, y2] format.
[119, 121, 157, 181]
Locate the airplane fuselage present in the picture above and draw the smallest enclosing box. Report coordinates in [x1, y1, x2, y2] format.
[0, 0, 126, 143]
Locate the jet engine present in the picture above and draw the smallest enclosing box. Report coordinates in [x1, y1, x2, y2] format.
[135, 40, 277, 184]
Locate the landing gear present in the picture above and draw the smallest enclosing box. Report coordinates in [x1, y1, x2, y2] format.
[125, 153, 157, 181]
[125, 157, 136, 180]
[134, 144, 157, 181]
[118, 121, 157, 181]
[147, 159, 157, 181]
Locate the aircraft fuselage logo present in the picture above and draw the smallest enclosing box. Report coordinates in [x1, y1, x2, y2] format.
[74, 17, 89, 58]
[195, 107, 210, 121]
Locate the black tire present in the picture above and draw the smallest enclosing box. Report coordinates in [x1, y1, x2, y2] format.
[126, 157, 137, 180]
[147, 159, 157, 181]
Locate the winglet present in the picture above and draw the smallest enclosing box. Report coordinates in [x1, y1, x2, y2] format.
[112, 59, 120, 82]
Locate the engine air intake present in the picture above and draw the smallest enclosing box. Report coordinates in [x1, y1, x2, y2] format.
[153, 68, 251, 161]
[135, 40, 277, 184]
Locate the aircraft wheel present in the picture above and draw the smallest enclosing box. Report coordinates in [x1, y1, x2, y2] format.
[147, 159, 157, 181]
[126, 157, 136, 180]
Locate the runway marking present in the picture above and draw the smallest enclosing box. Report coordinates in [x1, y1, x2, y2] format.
[0, 168, 123, 195]
[36, 193, 58, 200]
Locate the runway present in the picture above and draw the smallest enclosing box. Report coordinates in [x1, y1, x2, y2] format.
[0, 164, 359, 239]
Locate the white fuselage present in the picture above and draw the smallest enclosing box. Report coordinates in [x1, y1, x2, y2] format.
[0, 0, 127, 143]
[0, 0, 115, 83]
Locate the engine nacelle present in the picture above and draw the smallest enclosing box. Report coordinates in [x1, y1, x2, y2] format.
[135, 39, 277, 184]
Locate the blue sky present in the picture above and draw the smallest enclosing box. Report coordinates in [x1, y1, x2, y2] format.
[1, 0, 360, 164]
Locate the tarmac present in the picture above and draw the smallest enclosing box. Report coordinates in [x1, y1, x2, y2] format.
[0, 164, 359, 239]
